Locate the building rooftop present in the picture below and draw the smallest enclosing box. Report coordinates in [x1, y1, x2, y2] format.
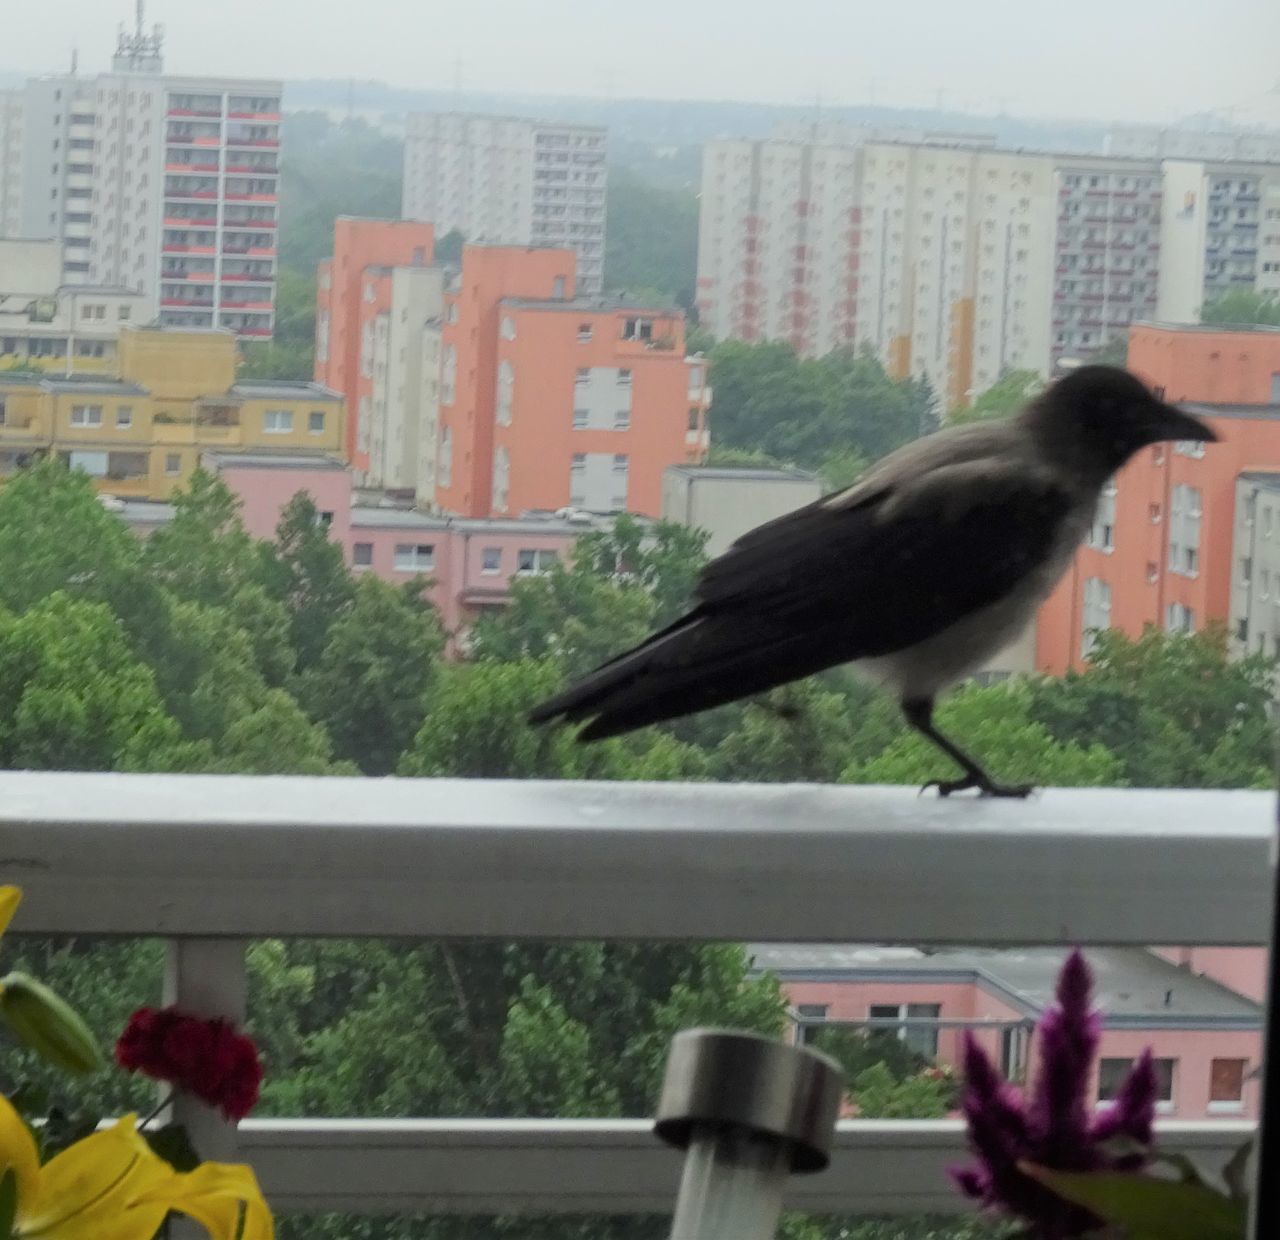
[229, 381, 343, 401]
[665, 464, 818, 483]
[750, 944, 1262, 1027]
[202, 451, 347, 472]
[1134, 320, 1280, 335]
[39, 377, 149, 395]
[55, 283, 147, 297]
[110, 499, 176, 524]
[1183, 401, 1280, 420]
[351, 506, 612, 535]
[502, 294, 681, 314]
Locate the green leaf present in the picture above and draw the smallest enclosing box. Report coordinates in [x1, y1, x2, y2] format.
[1021, 1162, 1247, 1240]
[0, 1168, 17, 1240]
[145, 1123, 202, 1173]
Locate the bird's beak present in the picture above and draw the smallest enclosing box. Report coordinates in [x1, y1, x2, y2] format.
[1150, 401, 1218, 445]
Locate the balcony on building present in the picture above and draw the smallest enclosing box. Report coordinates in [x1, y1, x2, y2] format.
[2, 775, 1266, 1225]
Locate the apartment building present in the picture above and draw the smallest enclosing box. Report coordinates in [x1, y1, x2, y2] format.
[316, 219, 709, 518]
[0, 91, 21, 236]
[698, 133, 1280, 403]
[402, 113, 607, 294]
[2, 15, 281, 337]
[313, 217, 437, 478]
[0, 237, 151, 372]
[0, 324, 342, 499]
[1035, 321, 1280, 673]
[759, 943, 1262, 1121]
[120, 450, 616, 642]
[697, 135, 1059, 406]
[1107, 125, 1280, 164]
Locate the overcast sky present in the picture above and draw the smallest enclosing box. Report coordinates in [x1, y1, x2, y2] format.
[8, 0, 1279, 124]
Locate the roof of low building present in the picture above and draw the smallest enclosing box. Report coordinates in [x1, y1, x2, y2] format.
[38, 377, 149, 395]
[229, 381, 342, 401]
[1183, 401, 1280, 420]
[502, 294, 682, 314]
[749, 944, 1262, 1027]
[1134, 320, 1280, 335]
[202, 450, 346, 471]
[665, 464, 819, 483]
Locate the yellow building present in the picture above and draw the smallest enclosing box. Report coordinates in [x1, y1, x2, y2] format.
[0, 326, 344, 499]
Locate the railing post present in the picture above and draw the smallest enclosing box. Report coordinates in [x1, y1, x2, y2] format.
[654, 1029, 844, 1239]
[162, 938, 247, 1165]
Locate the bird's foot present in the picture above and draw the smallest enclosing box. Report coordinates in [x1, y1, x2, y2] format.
[920, 772, 1034, 799]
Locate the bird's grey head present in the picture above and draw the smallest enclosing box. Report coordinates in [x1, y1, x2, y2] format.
[1021, 365, 1217, 484]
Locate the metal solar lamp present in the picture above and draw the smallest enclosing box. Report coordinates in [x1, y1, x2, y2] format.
[654, 1028, 845, 1240]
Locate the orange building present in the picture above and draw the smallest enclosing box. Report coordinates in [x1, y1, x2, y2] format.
[318, 221, 709, 518]
[315, 217, 435, 472]
[1036, 323, 1280, 673]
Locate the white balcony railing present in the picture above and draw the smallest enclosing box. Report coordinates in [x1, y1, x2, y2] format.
[3, 772, 1269, 1218]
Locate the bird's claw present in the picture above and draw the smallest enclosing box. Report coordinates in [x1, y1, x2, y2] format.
[919, 774, 1035, 799]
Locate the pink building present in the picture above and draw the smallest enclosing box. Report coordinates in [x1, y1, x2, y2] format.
[117, 450, 606, 641]
[754, 944, 1262, 1121]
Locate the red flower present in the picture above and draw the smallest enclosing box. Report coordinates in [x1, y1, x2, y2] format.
[116, 1005, 263, 1122]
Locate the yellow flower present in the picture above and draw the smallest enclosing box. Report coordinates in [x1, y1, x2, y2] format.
[0, 1093, 272, 1239]
[0, 885, 19, 939]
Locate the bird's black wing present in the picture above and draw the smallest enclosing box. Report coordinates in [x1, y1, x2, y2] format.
[529, 471, 1075, 739]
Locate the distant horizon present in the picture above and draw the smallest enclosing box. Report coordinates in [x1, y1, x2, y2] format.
[3, 64, 1273, 138]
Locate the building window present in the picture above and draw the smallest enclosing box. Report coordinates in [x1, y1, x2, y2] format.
[165, 453, 181, 475]
[393, 543, 435, 572]
[1209, 1059, 1247, 1112]
[308, 411, 325, 434]
[500, 316, 516, 340]
[573, 408, 589, 429]
[868, 1002, 942, 1059]
[614, 408, 631, 430]
[481, 547, 502, 575]
[352, 542, 373, 569]
[516, 548, 558, 575]
[1088, 481, 1117, 552]
[1168, 484, 1202, 577]
[622, 317, 654, 342]
[1082, 577, 1112, 656]
[1099, 1057, 1175, 1112]
[794, 1003, 828, 1046]
[264, 409, 293, 434]
[577, 323, 593, 343]
[70, 404, 103, 428]
[617, 368, 632, 387]
[1166, 602, 1195, 634]
[1176, 440, 1206, 459]
[497, 360, 515, 427]
[576, 367, 590, 385]
[118, 304, 131, 321]
[115, 406, 133, 429]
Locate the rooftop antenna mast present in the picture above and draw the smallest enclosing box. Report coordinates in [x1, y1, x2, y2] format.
[112, 0, 165, 74]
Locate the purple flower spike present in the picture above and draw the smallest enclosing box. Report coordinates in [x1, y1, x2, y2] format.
[952, 950, 1159, 1238]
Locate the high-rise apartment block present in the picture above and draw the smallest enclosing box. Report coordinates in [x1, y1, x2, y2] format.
[1106, 125, 1280, 164]
[402, 113, 607, 294]
[697, 136, 1055, 406]
[698, 132, 1280, 405]
[316, 219, 708, 518]
[0, 13, 281, 338]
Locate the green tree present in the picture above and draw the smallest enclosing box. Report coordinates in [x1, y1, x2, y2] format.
[236, 340, 315, 382]
[1094, 336, 1129, 366]
[949, 369, 1042, 424]
[299, 575, 445, 775]
[603, 168, 699, 307]
[845, 683, 1124, 788]
[852, 1062, 952, 1119]
[1024, 626, 1276, 788]
[262, 492, 357, 672]
[1200, 289, 1280, 326]
[434, 229, 464, 264]
[0, 593, 196, 773]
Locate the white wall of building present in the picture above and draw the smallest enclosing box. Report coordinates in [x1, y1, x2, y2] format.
[403, 113, 606, 294]
[1157, 161, 1211, 322]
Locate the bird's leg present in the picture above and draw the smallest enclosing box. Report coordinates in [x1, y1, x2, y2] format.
[900, 698, 1033, 799]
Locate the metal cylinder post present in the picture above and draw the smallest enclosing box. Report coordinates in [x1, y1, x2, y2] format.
[654, 1028, 845, 1240]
